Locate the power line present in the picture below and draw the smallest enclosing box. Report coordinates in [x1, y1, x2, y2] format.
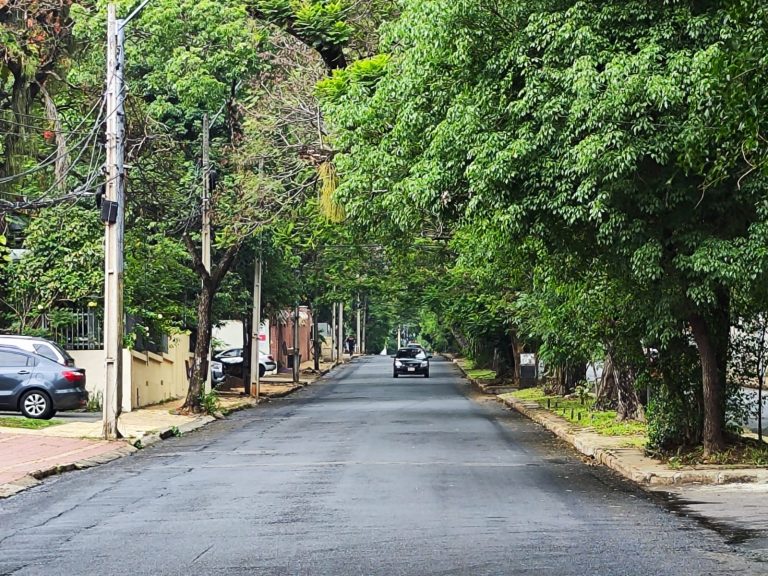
[0, 96, 106, 184]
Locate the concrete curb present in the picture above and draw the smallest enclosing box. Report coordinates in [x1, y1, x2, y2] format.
[0, 443, 138, 499]
[447, 354, 768, 487]
[499, 394, 768, 486]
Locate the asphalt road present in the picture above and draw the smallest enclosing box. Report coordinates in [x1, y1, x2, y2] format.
[0, 356, 765, 575]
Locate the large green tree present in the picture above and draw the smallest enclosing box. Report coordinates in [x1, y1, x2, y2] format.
[321, 0, 768, 453]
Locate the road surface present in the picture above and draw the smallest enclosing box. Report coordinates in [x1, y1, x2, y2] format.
[0, 356, 764, 575]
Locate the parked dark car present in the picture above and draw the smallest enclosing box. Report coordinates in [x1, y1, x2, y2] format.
[211, 347, 278, 385]
[392, 347, 431, 378]
[0, 345, 87, 419]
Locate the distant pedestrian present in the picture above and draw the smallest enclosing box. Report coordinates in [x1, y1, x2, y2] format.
[345, 335, 356, 355]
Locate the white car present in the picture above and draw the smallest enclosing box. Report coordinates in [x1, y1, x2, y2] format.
[211, 348, 277, 384]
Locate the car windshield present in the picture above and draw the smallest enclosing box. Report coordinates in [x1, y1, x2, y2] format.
[396, 348, 425, 359]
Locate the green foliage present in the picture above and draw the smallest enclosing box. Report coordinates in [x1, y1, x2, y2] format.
[645, 340, 703, 450]
[316, 54, 389, 100]
[320, 0, 768, 449]
[199, 389, 221, 415]
[86, 391, 103, 413]
[253, 0, 352, 49]
[0, 205, 102, 333]
[0, 234, 10, 265]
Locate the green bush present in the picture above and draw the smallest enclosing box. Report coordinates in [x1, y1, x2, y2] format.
[646, 340, 703, 450]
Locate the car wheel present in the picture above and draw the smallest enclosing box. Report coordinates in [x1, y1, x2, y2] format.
[424, 370, 430, 378]
[393, 371, 398, 378]
[259, 364, 266, 378]
[20, 390, 54, 419]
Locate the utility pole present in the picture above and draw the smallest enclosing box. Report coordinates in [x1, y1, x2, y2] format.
[249, 257, 262, 398]
[292, 304, 300, 383]
[102, 3, 125, 440]
[202, 114, 212, 394]
[312, 305, 320, 370]
[397, 325, 402, 349]
[355, 293, 361, 356]
[331, 302, 337, 363]
[361, 296, 367, 355]
[338, 302, 344, 361]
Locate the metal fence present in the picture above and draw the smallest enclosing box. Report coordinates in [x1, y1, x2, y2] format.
[42, 309, 104, 350]
[40, 309, 169, 354]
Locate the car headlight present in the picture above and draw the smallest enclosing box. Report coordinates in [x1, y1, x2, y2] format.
[420, 361, 428, 367]
[395, 360, 403, 367]
[211, 361, 222, 371]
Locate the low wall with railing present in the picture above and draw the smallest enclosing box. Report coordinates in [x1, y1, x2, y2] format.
[68, 333, 192, 412]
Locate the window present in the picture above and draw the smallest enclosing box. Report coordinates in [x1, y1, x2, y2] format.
[396, 349, 426, 359]
[34, 343, 58, 362]
[0, 350, 28, 367]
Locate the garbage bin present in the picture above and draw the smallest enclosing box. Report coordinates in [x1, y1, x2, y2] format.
[519, 353, 537, 389]
[287, 348, 300, 368]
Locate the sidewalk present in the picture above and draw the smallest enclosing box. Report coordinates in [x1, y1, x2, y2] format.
[449, 356, 768, 487]
[0, 358, 338, 499]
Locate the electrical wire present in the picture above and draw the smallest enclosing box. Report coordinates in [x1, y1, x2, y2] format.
[0, 96, 106, 184]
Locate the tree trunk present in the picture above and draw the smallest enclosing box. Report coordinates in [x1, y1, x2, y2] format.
[595, 352, 645, 421]
[690, 313, 727, 455]
[549, 362, 584, 396]
[181, 235, 240, 413]
[242, 311, 252, 394]
[594, 356, 618, 411]
[510, 334, 524, 386]
[450, 327, 470, 352]
[183, 280, 213, 412]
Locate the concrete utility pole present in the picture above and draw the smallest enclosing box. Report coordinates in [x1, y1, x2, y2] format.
[102, 3, 125, 440]
[361, 296, 367, 355]
[337, 302, 344, 361]
[249, 257, 262, 398]
[355, 293, 361, 356]
[292, 304, 300, 383]
[397, 325, 402, 349]
[202, 114, 212, 394]
[331, 302, 337, 363]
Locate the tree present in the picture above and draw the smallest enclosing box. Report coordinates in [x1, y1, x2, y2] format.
[0, 204, 102, 333]
[320, 0, 768, 453]
[0, 0, 76, 192]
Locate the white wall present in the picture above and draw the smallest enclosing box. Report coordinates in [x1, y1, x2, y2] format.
[68, 350, 105, 400]
[213, 320, 271, 354]
[68, 334, 191, 412]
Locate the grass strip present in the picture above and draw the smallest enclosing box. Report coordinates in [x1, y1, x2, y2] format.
[0, 416, 64, 429]
[501, 387, 647, 438]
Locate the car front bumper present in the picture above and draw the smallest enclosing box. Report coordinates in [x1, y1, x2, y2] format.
[394, 365, 428, 375]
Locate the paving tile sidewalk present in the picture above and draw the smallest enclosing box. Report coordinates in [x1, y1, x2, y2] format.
[0, 434, 135, 498]
[447, 355, 768, 487]
[0, 357, 341, 499]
